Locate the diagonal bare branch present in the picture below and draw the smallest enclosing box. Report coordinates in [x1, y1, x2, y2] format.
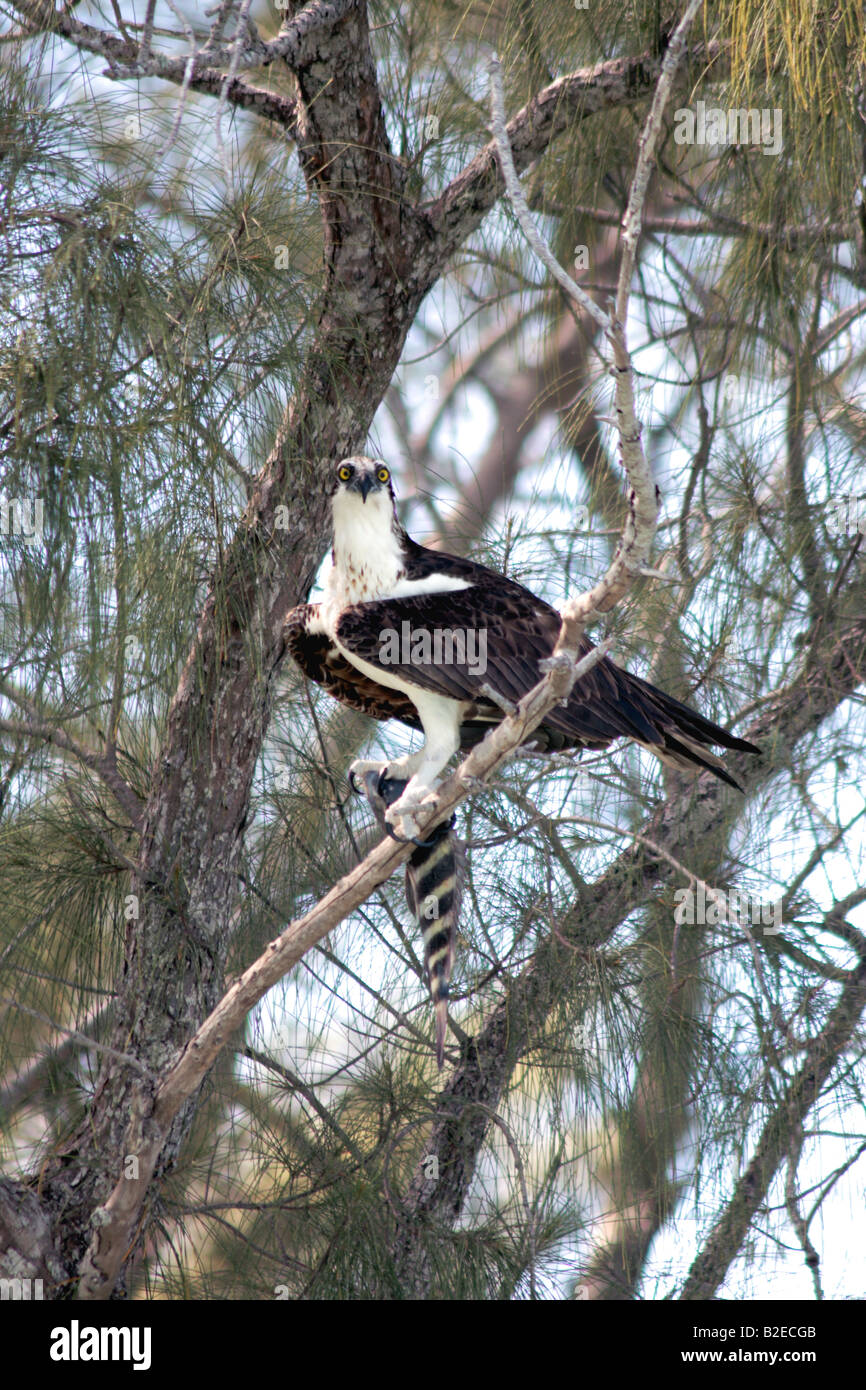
[414, 40, 726, 287]
[75, 634, 621, 1299]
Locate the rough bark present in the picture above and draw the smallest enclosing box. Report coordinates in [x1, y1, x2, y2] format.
[40, 0, 421, 1291]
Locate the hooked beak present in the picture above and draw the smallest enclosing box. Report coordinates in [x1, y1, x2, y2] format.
[356, 474, 375, 502]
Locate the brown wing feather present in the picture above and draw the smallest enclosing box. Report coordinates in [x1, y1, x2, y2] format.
[284, 603, 424, 731]
[334, 586, 664, 747]
[333, 580, 759, 784]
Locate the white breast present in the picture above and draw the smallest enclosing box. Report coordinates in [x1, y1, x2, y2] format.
[322, 489, 471, 636]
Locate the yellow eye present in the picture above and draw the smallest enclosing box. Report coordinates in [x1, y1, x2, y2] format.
[338, 465, 352, 482]
[376, 466, 390, 484]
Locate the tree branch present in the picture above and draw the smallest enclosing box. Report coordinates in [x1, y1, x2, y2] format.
[681, 944, 866, 1300]
[9, 0, 354, 81]
[486, 0, 704, 634]
[535, 203, 856, 248]
[0, 714, 143, 830]
[414, 40, 725, 286]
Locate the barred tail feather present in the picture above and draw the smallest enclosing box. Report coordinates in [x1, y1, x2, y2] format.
[356, 772, 464, 1067]
[405, 817, 464, 1069]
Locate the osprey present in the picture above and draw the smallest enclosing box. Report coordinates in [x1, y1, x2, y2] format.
[284, 455, 760, 1063]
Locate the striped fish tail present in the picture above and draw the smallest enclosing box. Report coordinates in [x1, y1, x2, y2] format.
[405, 816, 464, 1069]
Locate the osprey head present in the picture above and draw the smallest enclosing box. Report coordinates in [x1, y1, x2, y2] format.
[332, 456, 394, 506]
[329, 455, 404, 592]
